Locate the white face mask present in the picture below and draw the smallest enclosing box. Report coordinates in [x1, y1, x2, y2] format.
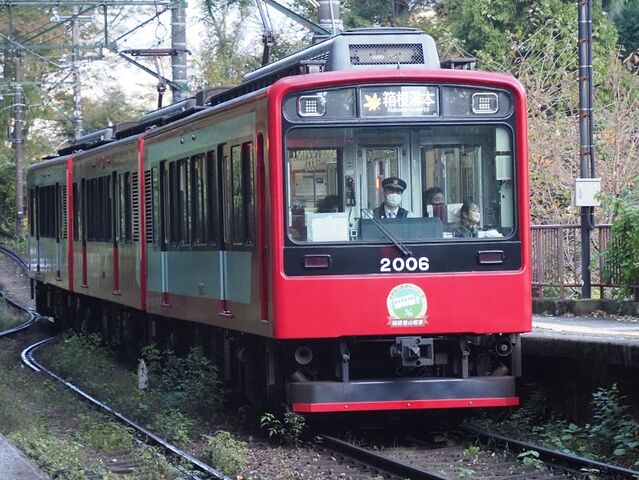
[385, 193, 402, 208]
[470, 211, 481, 223]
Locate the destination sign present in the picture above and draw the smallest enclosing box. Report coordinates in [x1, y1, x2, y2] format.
[359, 86, 439, 117]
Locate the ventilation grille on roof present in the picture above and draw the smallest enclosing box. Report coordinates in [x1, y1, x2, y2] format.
[310, 51, 330, 63]
[349, 44, 424, 65]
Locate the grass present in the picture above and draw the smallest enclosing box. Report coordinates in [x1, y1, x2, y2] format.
[33, 332, 248, 476]
[0, 300, 26, 330]
[471, 384, 639, 470]
[0, 324, 192, 478]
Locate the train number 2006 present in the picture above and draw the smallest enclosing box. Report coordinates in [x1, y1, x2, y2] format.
[380, 256, 430, 272]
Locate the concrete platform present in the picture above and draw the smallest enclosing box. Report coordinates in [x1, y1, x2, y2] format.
[0, 434, 48, 479]
[524, 314, 639, 368]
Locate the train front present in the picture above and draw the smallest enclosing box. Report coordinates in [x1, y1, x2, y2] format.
[268, 68, 531, 413]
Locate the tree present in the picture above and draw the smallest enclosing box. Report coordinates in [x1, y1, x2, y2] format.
[419, 0, 626, 224]
[614, 0, 639, 53]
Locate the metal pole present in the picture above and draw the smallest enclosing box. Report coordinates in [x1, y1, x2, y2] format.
[14, 51, 24, 237]
[315, 0, 342, 43]
[578, 0, 593, 298]
[71, 6, 83, 140]
[171, 0, 188, 102]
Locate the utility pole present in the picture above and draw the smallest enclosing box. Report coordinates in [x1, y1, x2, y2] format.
[317, 0, 342, 39]
[13, 51, 24, 237]
[577, 0, 598, 298]
[71, 6, 83, 140]
[171, 0, 188, 102]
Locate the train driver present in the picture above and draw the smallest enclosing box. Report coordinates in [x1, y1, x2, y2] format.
[374, 177, 415, 219]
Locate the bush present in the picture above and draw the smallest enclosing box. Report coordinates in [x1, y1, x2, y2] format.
[602, 187, 639, 299]
[202, 431, 249, 476]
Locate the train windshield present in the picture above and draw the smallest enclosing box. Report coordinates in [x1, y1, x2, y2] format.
[286, 125, 515, 243]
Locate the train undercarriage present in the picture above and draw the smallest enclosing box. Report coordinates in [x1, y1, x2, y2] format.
[35, 282, 522, 412]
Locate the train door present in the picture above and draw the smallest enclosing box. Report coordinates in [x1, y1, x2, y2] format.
[220, 140, 256, 315]
[356, 140, 408, 213]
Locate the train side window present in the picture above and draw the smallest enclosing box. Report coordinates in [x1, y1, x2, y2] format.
[29, 188, 35, 238]
[60, 183, 68, 240]
[205, 150, 217, 245]
[73, 183, 79, 242]
[178, 158, 191, 244]
[222, 146, 232, 245]
[190, 154, 205, 245]
[81, 179, 87, 243]
[159, 161, 169, 248]
[231, 144, 245, 244]
[168, 161, 178, 244]
[119, 172, 132, 243]
[243, 142, 255, 245]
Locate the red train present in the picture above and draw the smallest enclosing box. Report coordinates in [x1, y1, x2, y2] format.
[28, 28, 531, 413]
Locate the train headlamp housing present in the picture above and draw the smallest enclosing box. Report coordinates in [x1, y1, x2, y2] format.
[471, 92, 499, 114]
[298, 94, 327, 117]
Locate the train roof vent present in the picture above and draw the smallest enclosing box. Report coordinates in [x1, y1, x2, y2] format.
[349, 43, 424, 66]
[138, 98, 197, 124]
[115, 98, 199, 139]
[241, 27, 439, 86]
[57, 126, 115, 156]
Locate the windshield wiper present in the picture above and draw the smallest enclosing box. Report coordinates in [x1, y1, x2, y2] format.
[362, 210, 413, 257]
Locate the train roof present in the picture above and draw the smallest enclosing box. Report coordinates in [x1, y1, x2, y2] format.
[51, 28, 473, 160]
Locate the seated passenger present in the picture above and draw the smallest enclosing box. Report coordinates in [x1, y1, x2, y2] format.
[316, 195, 339, 213]
[423, 186, 447, 223]
[454, 201, 480, 237]
[374, 177, 415, 219]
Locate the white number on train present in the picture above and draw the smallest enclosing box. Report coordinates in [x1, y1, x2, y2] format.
[380, 257, 430, 272]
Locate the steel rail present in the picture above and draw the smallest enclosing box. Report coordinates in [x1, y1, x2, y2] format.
[319, 435, 448, 480]
[21, 338, 231, 480]
[0, 243, 28, 270]
[463, 425, 639, 479]
[0, 242, 34, 335]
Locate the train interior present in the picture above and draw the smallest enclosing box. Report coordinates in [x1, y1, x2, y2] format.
[286, 125, 516, 243]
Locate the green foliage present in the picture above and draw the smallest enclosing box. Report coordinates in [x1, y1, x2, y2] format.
[614, 0, 639, 53]
[45, 332, 116, 384]
[202, 430, 249, 476]
[76, 414, 134, 452]
[151, 409, 196, 445]
[518, 450, 545, 470]
[462, 444, 481, 458]
[429, 0, 617, 79]
[142, 346, 223, 417]
[472, 384, 639, 468]
[587, 384, 639, 460]
[10, 426, 105, 480]
[601, 184, 639, 299]
[340, 0, 434, 28]
[0, 300, 24, 330]
[259, 411, 306, 446]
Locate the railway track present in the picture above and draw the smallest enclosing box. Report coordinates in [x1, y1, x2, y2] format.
[318, 425, 639, 480]
[0, 243, 230, 480]
[3, 242, 639, 480]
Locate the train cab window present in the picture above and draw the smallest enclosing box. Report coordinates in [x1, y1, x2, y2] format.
[285, 125, 515, 243]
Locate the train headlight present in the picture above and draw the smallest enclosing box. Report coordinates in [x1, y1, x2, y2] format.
[298, 94, 327, 117]
[472, 92, 499, 114]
